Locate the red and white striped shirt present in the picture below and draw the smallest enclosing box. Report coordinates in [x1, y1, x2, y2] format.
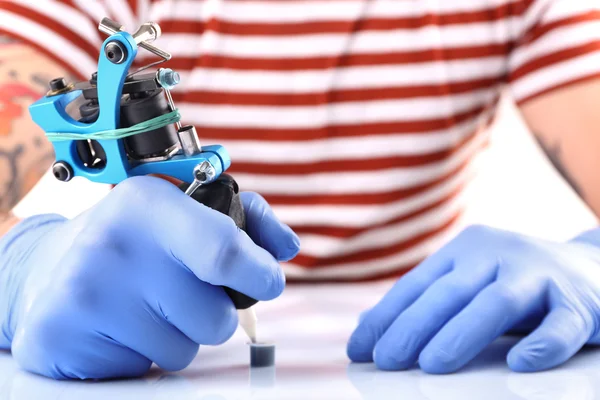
[2, 0, 600, 281]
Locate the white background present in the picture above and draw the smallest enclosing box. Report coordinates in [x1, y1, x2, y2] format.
[462, 94, 598, 241]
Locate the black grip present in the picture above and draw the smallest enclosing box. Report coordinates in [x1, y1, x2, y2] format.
[179, 174, 258, 310]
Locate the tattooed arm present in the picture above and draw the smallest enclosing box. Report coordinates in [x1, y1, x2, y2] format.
[519, 78, 600, 217]
[0, 39, 73, 233]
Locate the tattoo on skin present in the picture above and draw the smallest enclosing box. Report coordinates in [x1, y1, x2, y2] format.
[0, 41, 66, 214]
[0, 145, 24, 210]
[0, 212, 10, 226]
[0, 82, 53, 212]
[534, 134, 586, 199]
[0, 212, 10, 224]
[0, 211, 18, 236]
[31, 74, 52, 89]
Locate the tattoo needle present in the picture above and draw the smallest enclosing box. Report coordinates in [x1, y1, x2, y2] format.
[184, 163, 259, 345]
[238, 307, 258, 343]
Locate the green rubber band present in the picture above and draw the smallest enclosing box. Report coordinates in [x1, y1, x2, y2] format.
[45, 109, 181, 142]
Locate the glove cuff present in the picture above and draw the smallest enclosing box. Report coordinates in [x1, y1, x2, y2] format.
[571, 227, 600, 248]
[0, 214, 66, 348]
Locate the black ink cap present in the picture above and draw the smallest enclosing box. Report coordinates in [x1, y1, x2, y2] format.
[249, 342, 276, 368]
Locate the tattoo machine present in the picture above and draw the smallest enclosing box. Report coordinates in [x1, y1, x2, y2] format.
[27, 18, 259, 342]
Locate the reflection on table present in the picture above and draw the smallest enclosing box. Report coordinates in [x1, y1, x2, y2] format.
[1, 282, 599, 400]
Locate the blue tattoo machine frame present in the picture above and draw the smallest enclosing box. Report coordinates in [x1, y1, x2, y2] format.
[28, 18, 257, 310]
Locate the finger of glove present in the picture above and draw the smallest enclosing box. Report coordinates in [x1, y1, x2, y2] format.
[373, 260, 497, 371]
[507, 306, 592, 372]
[151, 259, 238, 346]
[139, 177, 285, 301]
[102, 299, 200, 372]
[419, 280, 539, 374]
[347, 250, 453, 362]
[59, 246, 200, 373]
[241, 192, 300, 262]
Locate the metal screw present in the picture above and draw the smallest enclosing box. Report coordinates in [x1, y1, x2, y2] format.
[49, 78, 67, 92]
[195, 161, 216, 183]
[177, 125, 201, 156]
[46, 77, 74, 97]
[104, 41, 127, 64]
[132, 22, 162, 44]
[157, 68, 181, 89]
[99, 18, 171, 61]
[184, 161, 217, 196]
[52, 161, 73, 182]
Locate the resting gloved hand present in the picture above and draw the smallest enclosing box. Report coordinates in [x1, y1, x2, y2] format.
[0, 176, 299, 380]
[347, 224, 600, 373]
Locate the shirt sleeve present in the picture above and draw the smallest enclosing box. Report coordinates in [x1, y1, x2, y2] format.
[508, 0, 600, 105]
[0, 1, 144, 79]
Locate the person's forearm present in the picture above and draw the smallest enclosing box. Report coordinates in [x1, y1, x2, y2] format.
[520, 79, 600, 217]
[0, 37, 73, 216]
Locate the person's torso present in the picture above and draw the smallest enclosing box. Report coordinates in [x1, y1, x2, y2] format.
[13, 0, 529, 280]
[133, 0, 523, 281]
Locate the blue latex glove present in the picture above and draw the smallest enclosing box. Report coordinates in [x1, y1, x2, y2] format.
[347, 224, 600, 374]
[0, 176, 299, 380]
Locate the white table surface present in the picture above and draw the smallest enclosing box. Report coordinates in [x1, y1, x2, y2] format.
[1, 282, 600, 400]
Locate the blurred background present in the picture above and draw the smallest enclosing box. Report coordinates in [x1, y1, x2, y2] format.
[15, 91, 598, 244]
